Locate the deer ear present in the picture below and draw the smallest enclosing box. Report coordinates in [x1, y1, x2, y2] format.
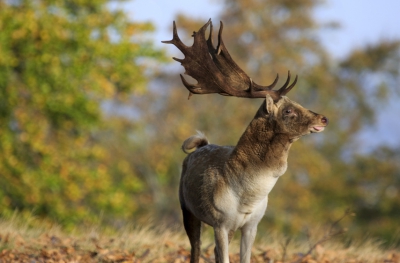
[265, 95, 275, 115]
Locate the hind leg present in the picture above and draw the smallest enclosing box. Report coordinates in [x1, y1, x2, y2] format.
[182, 207, 202, 263]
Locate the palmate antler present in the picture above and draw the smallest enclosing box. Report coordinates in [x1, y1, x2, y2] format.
[162, 19, 298, 100]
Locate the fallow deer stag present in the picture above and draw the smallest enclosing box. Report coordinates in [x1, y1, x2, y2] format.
[163, 19, 328, 263]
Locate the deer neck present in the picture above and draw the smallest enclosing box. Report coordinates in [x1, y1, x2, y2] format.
[228, 114, 292, 174]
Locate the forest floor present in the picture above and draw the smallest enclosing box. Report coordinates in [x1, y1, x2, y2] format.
[0, 215, 398, 263]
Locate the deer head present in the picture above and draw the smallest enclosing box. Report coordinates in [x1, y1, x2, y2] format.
[259, 96, 328, 143]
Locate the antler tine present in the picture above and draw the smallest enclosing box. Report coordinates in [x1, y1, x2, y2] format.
[207, 19, 214, 49]
[216, 21, 224, 55]
[266, 74, 279, 89]
[161, 21, 188, 52]
[278, 71, 291, 93]
[180, 74, 197, 91]
[180, 74, 216, 98]
[281, 75, 298, 96]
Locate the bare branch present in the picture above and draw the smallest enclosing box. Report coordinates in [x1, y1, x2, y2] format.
[281, 237, 292, 262]
[292, 209, 352, 263]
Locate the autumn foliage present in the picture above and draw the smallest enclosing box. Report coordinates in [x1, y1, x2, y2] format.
[0, 0, 163, 225]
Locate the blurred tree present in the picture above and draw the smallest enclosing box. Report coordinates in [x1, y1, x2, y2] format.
[131, 0, 400, 242]
[0, 0, 164, 226]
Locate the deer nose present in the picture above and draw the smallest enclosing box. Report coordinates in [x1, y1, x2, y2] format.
[321, 116, 328, 125]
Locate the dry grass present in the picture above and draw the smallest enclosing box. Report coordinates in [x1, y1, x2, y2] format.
[0, 214, 398, 263]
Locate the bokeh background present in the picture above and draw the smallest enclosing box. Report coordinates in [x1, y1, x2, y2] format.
[0, 0, 399, 245]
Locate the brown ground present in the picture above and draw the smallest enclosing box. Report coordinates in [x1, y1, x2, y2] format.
[0, 231, 399, 263]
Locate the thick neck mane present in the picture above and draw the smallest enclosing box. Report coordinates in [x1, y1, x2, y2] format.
[227, 102, 292, 173]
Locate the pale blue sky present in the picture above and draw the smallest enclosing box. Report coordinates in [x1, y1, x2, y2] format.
[123, 0, 400, 58]
[118, 0, 400, 152]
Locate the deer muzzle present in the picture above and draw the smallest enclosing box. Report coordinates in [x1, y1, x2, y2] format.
[310, 115, 328, 133]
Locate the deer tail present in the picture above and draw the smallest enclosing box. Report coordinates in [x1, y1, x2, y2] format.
[182, 131, 209, 154]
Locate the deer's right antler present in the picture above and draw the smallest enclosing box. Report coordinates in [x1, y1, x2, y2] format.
[162, 19, 297, 100]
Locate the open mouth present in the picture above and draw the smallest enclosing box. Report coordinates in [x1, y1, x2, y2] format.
[310, 126, 325, 132]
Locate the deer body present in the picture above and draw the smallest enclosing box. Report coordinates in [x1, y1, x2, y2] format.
[181, 141, 283, 228]
[180, 97, 327, 263]
[163, 20, 328, 263]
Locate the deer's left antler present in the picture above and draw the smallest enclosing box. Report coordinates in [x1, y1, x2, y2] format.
[162, 19, 297, 100]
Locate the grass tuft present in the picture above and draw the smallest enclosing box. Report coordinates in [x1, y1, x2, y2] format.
[0, 213, 398, 262]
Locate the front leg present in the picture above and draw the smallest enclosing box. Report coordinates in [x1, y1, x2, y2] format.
[240, 225, 257, 263]
[214, 227, 230, 263]
[214, 230, 235, 263]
